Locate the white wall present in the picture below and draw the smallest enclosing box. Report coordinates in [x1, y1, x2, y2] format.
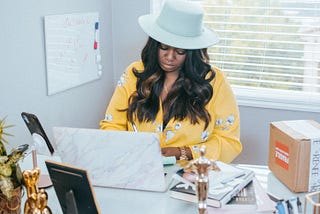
[111, 0, 149, 83]
[1, 0, 319, 165]
[0, 0, 114, 149]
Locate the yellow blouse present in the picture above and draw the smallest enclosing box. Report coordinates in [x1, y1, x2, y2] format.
[100, 61, 242, 163]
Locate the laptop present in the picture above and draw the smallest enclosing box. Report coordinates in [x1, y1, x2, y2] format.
[52, 127, 172, 192]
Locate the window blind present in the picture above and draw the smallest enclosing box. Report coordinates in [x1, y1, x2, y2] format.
[201, 0, 320, 111]
[152, 0, 320, 112]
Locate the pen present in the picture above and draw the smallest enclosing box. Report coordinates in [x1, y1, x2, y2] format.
[282, 200, 289, 214]
[296, 197, 302, 213]
[286, 200, 292, 214]
[276, 200, 286, 214]
[288, 197, 299, 214]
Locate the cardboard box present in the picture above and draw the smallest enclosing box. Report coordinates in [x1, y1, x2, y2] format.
[268, 120, 320, 192]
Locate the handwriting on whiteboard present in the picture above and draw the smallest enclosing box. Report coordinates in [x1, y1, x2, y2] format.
[44, 12, 101, 95]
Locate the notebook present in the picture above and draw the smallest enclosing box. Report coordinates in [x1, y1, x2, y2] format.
[52, 127, 171, 192]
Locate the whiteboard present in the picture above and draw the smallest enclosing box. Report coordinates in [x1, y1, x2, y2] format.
[44, 12, 102, 95]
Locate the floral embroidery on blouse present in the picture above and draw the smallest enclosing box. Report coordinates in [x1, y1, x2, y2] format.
[117, 76, 125, 86]
[216, 118, 223, 126]
[192, 145, 200, 153]
[104, 114, 113, 121]
[226, 114, 235, 126]
[215, 114, 235, 130]
[175, 123, 182, 130]
[117, 71, 128, 86]
[156, 124, 163, 132]
[165, 130, 175, 142]
[201, 130, 210, 141]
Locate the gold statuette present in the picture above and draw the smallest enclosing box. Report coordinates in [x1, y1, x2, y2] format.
[23, 168, 52, 214]
[184, 145, 220, 214]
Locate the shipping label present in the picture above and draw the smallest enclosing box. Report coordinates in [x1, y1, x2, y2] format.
[275, 141, 289, 170]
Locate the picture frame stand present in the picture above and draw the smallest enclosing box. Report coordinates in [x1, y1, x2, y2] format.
[66, 190, 79, 214]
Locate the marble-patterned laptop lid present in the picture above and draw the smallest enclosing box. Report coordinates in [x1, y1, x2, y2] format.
[52, 127, 167, 192]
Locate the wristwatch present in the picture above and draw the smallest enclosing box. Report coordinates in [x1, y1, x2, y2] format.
[179, 146, 188, 160]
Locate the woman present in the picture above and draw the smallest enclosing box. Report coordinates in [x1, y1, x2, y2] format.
[100, 0, 242, 163]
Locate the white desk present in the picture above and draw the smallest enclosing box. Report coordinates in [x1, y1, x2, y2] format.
[236, 164, 307, 203]
[19, 155, 307, 214]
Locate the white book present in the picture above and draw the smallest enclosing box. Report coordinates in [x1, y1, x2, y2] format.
[207, 177, 276, 213]
[170, 161, 255, 208]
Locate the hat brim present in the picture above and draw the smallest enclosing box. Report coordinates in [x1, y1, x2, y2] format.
[138, 14, 219, 50]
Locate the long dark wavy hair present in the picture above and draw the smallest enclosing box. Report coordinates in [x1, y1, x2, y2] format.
[126, 37, 215, 129]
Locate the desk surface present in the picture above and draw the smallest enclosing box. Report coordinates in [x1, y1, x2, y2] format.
[19, 154, 307, 214]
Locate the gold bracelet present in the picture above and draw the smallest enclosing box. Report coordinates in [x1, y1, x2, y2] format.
[179, 146, 188, 160]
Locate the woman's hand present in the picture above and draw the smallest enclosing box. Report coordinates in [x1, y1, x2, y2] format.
[161, 146, 193, 160]
[161, 147, 180, 159]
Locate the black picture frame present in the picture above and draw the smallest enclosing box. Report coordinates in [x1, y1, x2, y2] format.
[45, 160, 100, 214]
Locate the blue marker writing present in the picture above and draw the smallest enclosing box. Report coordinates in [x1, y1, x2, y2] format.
[94, 22, 99, 49]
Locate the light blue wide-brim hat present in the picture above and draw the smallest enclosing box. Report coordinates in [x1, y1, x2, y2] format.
[138, 0, 219, 50]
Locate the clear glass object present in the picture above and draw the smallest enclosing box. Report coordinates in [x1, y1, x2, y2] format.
[304, 191, 320, 214]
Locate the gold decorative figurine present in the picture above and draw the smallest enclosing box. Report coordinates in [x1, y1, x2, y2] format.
[184, 145, 220, 214]
[23, 168, 52, 214]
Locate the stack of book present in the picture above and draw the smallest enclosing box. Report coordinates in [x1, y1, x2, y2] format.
[170, 161, 255, 207]
[169, 161, 276, 213]
[207, 177, 276, 213]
